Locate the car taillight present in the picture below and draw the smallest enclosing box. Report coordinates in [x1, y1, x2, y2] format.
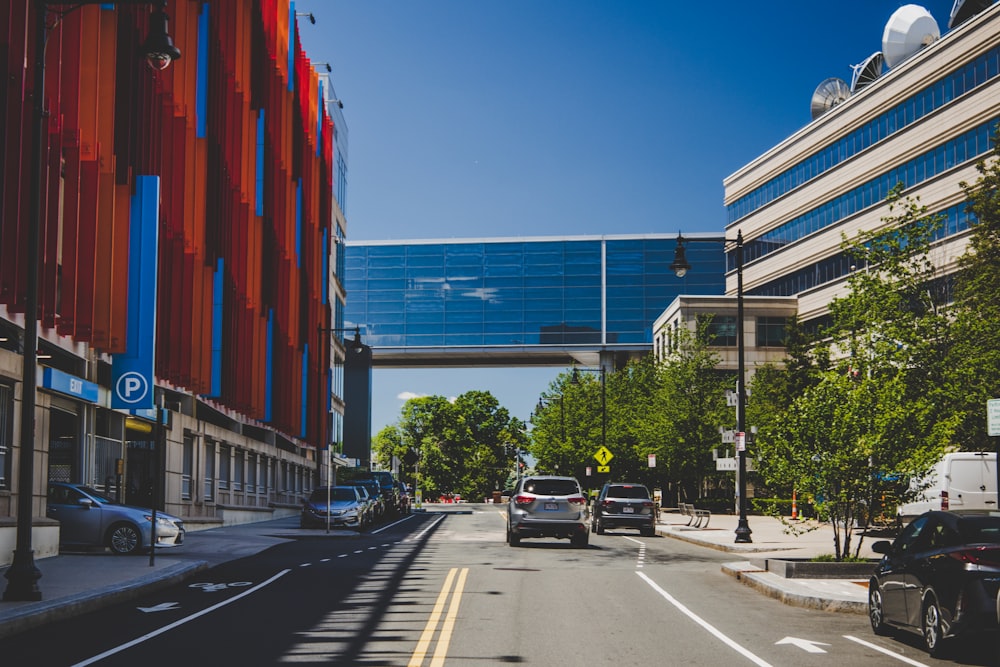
[568, 496, 586, 505]
[601, 499, 614, 507]
[514, 495, 534, 505]
[941, 490, 949, 511]
[948, 547, 1000, 567]
[642, 501, 654, 508]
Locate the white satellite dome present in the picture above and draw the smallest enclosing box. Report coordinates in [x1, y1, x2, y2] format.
[882, 5, 941, 68]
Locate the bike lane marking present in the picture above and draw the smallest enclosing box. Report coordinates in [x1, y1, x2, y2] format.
[71, 569, 291, 667]
[637, 571, 773, 667]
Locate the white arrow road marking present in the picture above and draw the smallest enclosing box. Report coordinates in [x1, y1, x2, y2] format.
[775, 637, 831, 653]
[137, 602, 179, 613]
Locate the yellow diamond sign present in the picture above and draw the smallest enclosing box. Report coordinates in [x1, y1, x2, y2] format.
[594, 446, 614, 466]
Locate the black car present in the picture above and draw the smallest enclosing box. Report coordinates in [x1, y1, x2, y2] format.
[340, 478, 386, 522]
[868, 510, 1000, 656]
[591, 482, 656, 536]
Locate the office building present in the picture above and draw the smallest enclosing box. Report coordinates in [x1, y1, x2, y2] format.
[0, 2, 347, 565]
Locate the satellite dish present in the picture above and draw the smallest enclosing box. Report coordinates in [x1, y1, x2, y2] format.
[850, 52, 884, 93]
[810, 78, 851, 120]
[882, 5, 940, 68]
[948, 0, 996, 29]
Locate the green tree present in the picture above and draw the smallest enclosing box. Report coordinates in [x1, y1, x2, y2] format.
[656, 319, 729, 505]
[951, 137, 1000, 450]
[754, 187, 955, 558]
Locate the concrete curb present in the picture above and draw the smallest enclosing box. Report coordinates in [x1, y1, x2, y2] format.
[722, 562, 868, 615]
[0, 560, 209, 640]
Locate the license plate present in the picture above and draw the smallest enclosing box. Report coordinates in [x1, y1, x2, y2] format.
[622, 506, 634, 513]
[544, 502, 558, 510]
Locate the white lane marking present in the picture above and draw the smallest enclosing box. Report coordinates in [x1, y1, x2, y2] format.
[338, 553, 348, 558]
[137, 602, 179, 613]
[637, 571, 773, 667]
[623, 536, 646, 568]
[844, 635, 930, 666]
[72, 570, 291, 667]
[370, 513, 418, 534]
[320, 558, 330, 562]
[300, 562, 312, 567]
[405, 514, 446, 542]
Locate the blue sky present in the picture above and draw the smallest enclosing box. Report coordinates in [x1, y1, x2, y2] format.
[293, 0, 959, 438]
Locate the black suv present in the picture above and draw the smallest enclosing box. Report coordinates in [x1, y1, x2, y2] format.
[339, 469, 401, 518]
[592, 483, 656, 536]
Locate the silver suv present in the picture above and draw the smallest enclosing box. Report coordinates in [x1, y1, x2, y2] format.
[507, 475, 589, 547]
[592, 482, 656, 536]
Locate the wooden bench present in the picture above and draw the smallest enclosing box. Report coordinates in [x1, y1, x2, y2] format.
[678, 502, 711, 528]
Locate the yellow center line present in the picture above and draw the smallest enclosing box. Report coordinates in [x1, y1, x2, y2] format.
[429, 567, 468, 667]
[408, 568, 458, 667]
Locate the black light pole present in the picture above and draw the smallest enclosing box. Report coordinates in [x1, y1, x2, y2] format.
[4, 0, 181, 602]
[670, 231, 752, 544]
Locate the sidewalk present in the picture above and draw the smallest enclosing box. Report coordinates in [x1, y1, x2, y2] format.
[1, 507, 879, 639]
[655, 510, 877, 614]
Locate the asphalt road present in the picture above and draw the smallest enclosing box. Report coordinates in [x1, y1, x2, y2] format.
[0, 508, 996, 666]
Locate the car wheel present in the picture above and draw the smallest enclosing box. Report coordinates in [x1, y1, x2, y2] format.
[640, 525, 655, 537]
[868, 583, 891, 636]
[507, 526, 521, 547]
[571, 532, 589, 548]
[922, 594, 947, 657]
[107, 522, 142, 555]
[596, 517, 605, 535]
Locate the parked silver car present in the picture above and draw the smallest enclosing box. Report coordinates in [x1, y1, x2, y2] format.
[46, 482, 185, 555]
[300, 486, 368, 530]
[507, 475, 589, 547]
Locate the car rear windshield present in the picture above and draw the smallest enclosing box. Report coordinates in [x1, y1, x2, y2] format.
[958, 517, 1000, 543]
[310, 488, 356, 502]
[608, 485, 650, 499]
[523, 479, 579, 496]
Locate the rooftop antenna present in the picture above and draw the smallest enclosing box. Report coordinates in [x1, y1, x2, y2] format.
[850, 52, 884, 93]
[948, 0, 996, 28]
[882, 4, 940, 69]
[810, 78, 851, 120]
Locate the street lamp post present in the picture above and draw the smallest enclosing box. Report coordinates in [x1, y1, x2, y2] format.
[670, 231, 752, 544]
[4, 0, 180, 602]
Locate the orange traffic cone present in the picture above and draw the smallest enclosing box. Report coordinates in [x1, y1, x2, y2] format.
[791, 490, 798, 520]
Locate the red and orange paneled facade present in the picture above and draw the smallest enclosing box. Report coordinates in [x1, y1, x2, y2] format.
[0, 1, 339, 449]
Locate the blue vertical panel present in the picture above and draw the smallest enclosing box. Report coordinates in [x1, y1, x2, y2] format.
[209, 258, 224, 397]
[295, 178, 302, 267]
[316, 79, 323, 157]
[265, 309, 274, 422]
[111, 176, 159, 410]
[301, 345, 309, 438]
[321, 229, 328, 305]
[196, 4, 209, 138]
[255, 110, 265, 216]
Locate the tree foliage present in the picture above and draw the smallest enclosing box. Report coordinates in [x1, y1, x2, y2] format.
[371, 391, 526, 500]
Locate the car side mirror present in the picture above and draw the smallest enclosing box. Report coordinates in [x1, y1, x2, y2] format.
[872, 540, 893, 555]
[77, 498, 94, 509]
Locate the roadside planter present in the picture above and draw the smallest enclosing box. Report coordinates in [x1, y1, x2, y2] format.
[753, 558, 878, 579]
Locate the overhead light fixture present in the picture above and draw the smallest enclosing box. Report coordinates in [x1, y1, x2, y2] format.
[141, 4, 182, 71]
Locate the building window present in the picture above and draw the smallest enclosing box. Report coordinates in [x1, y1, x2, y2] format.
[182, 435, 193, 500]
[247, 453, 257, 494]
[204, 442, 216, 501]
[0, 381, 11, 490]
[757, 317, 788, 347]
[219, 445, 231, 490]
[707, 316, 737, 347]
[234, 449, 244, 492]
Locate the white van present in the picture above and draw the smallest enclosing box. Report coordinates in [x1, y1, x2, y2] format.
[897, 452, 998, 519]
